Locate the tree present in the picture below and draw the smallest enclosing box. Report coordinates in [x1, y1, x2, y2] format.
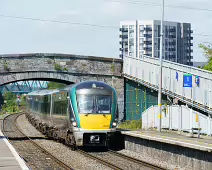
[3, 92, 16, 101]
[199, 43, 212, 71]
[47, 82, 66, 89]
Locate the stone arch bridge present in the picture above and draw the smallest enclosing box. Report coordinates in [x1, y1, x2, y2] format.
[0, 53, 124, 98]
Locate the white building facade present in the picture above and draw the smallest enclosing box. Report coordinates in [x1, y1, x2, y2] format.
[119, 20, 193, 66]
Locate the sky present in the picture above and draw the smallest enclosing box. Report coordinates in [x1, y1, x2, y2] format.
[0, 0, 211, 62]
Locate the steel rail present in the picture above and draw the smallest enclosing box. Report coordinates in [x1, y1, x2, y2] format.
[77, 149, 123, 170]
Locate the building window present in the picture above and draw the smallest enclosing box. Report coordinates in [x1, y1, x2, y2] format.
[129, 32, 134, 37]
[129, 52, 134, 56]
[139, 38, 144, 44]
[129, 45, 134, 51]
[139, 25, 144, 30]
[129, 25, 134, 30]
[140, 45, 144, 50]
[129, 38, 134, 45]
[139, 31, 144, 37]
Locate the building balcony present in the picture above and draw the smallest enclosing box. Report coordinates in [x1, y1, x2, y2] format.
[190, 36, 193, 40]
[169, 42, 176, 46]
[119, 41, 128, 45]
[144, 47, 152, 51]
[169, 28, 176, 32]
[168, 54, 176, 58]
[120, 28, 128, 32]
[143, 41, 152, 45]
[169, 32, 176, 35]
[119, 35, 128, 39]
[168, 49, 176, 52]
[187, 49, 193, 53]
[144, 27, 152, 31]
[143, 33, 152, 38]
[169, 35, 176, 38]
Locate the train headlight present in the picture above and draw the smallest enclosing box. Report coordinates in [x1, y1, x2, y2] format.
[72, 121, 77, 127]
[112, 122, 117, 127]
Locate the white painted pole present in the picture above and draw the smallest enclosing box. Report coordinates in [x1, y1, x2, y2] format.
[157, 0, 164, 132]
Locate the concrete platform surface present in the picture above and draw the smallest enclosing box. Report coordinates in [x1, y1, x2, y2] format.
[0, 130, 29, 170]
[121, 130, 212, 152]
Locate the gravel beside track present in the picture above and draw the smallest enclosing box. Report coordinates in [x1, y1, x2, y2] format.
[117, 150, 178, 170]
[85, 151, 154, 170]
[17, 113, 112, 170]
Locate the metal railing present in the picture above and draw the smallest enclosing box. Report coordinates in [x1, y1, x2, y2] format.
[123, 56, 212, 115]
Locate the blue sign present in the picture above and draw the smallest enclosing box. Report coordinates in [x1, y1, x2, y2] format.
[176, 72, 178, 81]
[183, 74, 192, 88]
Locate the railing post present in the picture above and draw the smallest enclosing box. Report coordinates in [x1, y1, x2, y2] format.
[190, 108, 193, 133]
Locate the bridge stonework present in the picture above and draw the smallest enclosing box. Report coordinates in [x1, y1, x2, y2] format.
[0, 53, 124, 98]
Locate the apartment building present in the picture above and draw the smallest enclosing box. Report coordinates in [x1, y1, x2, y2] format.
[119, 20, 193, 66]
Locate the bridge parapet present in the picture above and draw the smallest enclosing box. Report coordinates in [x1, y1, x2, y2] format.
[0, 53, 122, 76]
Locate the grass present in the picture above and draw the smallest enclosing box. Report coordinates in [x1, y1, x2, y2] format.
[118, 119, 142, 130]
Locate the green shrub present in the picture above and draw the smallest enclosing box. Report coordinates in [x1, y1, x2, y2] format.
[111, 63, 115, 72]
[3, 63, 10, 71]
[118, 119, 142, 130]
[20, 95, 26, 106]
[63, 67, 68, 71]
[2, 104, 19, 113]
[4, 92, 16, 101]
[54, 63, 63, 71]
[1, 92, 20, 113]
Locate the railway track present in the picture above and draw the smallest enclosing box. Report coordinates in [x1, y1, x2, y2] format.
[108, 150, 166, 170]
[78, 149, 165, 170]
[3, 113, 74, 170]
[78, 149, 123, 170]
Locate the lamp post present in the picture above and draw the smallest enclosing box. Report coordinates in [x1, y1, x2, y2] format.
[157, 0, 164, 132]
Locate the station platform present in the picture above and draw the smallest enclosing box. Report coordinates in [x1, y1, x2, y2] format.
[121, 130, 212, 152]
[0, 130, 29, 170]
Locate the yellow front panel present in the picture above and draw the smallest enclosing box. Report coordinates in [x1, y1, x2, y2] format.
[79, 114, 111, 130]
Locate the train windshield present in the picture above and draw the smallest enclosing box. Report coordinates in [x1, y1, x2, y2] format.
[77, 95, 112, 114]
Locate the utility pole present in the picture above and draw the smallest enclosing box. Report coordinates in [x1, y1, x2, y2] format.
[157, 0, 164, 132]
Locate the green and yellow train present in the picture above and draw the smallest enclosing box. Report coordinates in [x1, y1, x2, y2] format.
[26, 80, 118, 148]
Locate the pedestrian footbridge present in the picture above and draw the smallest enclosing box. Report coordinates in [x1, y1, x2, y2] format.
[123, 56, 212, 115]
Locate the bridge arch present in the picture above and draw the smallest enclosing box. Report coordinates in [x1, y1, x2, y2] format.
[0, 71, 123, 90]
[0, 53, 124, 97]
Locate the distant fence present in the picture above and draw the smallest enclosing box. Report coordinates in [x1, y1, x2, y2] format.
[142, 105, 212, 135]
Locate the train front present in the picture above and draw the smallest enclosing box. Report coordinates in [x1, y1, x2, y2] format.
[70, 81, 118, 147]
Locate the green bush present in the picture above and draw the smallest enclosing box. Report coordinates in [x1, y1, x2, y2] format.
[63, 67, 68, 71]
[4, 92, 16, 101]
[20, 95, 26, 106]
[54, 63, 63, 71]
[111, 63, 115, 72]
[3, 63, 10, 71]
[118, 119, 142, 130]
[1, 104, 19, 113]
[1, 92, 20, 113]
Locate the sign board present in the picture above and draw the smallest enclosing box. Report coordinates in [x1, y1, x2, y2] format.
[183, 74, 192, 88]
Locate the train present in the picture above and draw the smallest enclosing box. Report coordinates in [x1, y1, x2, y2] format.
[25, 80, 119, 148]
